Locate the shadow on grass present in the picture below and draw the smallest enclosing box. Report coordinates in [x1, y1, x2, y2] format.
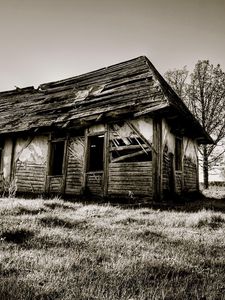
[195, 214, 225, 229]
[0, 229, 34, 244]
[14, 206, 47, 215]
[38, 215, 87, 229]
[0, 278, 60, 300]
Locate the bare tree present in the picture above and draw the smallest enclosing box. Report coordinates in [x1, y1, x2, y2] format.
[165, 61, 225, 189]
[164, 66, 189, 100]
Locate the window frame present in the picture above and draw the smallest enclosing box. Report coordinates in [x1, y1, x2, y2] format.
[175, 136, 183, 171]
[48, 138, 66, 176]
[86, 133, 105, 173]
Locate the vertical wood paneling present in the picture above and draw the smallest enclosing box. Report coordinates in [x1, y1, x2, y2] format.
[65, 137, 85, 195]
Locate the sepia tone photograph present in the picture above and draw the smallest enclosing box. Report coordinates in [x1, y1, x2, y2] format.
[0, 0, 225, 299]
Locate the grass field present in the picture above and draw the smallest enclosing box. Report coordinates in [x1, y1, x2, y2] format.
[0, 197, 225, 300]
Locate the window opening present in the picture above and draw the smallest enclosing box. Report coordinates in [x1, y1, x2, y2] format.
[88, 135, 104, 172]
[175, 137, 182, 170]
[110, 137, 152, 162]
[49, 141, 65, 175]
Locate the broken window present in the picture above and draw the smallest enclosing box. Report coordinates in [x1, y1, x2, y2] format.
[175, 137, 182, 171]
[87, 135, 104, 172]
[110, 123, 152, 163]
[49, 141, 65, 175]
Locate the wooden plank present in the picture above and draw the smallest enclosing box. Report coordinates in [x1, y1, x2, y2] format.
[152, 118, 162, 201]
[125, 121, 156, 153]
[109, 169, 151, 175]
[108, 189, 152, 195]
[111, 149, 151, 163]
[110, 144, 148, 151]
[109, 161, 152, 167]
[103, 125, 109, 197]
[134, 102, 169, 117]
[109, 176, 152, 185]
[62, 136, 69, 194]
[108, 183, 151, 189]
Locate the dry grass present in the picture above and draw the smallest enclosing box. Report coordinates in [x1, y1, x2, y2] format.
[0, 197, 225, 299]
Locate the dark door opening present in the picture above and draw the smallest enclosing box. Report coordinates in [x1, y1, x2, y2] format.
[87, 135, 104, 172]
[49, 141, 65, 175]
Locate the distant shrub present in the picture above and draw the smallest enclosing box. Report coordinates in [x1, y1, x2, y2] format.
[196, 214, 225, 229]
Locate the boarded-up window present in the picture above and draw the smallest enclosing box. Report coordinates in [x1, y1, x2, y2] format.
[87, 135, 104, 172]
[110, 137, 152, 162]
[109, 122, 152, 163]
[175, 137, 182, 171]
[49, 141, 65, 175]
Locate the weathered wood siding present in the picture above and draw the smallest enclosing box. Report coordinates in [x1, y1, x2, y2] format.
[86, 172, 103, 195]
[15, 163, 46, 193]
[175, 171, 182, 194]
[183, 157, 198, 191]
[162, 120, 175, 196]
[14, 136, 48, 193]
[162, 146, 173, 194]
[162, 119, 199, 196]
[108, 118, 153, 199]
[108, 161, 152, 197]
[65, 137, 85, 195]
[48, 176, 63, 193]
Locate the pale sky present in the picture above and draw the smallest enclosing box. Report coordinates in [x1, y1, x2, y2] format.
[0, 0, 224, 91]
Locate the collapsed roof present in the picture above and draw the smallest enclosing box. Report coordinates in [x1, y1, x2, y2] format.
[0, 56, 212, 144]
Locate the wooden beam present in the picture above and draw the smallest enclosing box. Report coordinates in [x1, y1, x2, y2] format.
[125, 121, 157, 154]
[112, 149, 151, 163]
[152, 118, 162, 201]
[103, 125, 109, 197]
[110, 144, 148, 151]
[82, 129, 89, 192]
[10, 137, 16, 181]
[134, 102, 169, 117]
[45, 133, 52, 193]
[61, 135, 69, 194]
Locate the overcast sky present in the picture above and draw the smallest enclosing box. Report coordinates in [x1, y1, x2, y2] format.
[0, 0, 224, 91]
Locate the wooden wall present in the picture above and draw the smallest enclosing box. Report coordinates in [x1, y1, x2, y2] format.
[162, 119, 199, 196]
[65, 136, 85, 195]
[14, 136, 48, 193]
[183, 156, 198, 191]
[108, 161, 152, 198]
[108, 118, 153, 200]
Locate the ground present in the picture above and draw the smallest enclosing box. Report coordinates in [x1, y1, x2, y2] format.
[0, 195, 225, 300]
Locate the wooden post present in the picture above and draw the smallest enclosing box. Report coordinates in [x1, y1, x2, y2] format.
[103, 124, 109, 197]
[181, 138, 184, 192]
[45, 133, 52, 194]
[10, 137, 16, 181]
[61, 135, 69, 194]
[152, 118, 162, 201]
[82, 129, 89, 192]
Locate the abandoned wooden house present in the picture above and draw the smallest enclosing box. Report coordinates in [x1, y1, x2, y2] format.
[0, 56, 212, 201]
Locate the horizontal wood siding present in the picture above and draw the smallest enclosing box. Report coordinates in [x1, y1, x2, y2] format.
[15, 163, 46, 193]
[108, 161, 152, 198]
[49, 176, 63, 193]
[65, 137, 84, 195]
[86, 173, 103, 195]
[175, 171, 182, 194]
